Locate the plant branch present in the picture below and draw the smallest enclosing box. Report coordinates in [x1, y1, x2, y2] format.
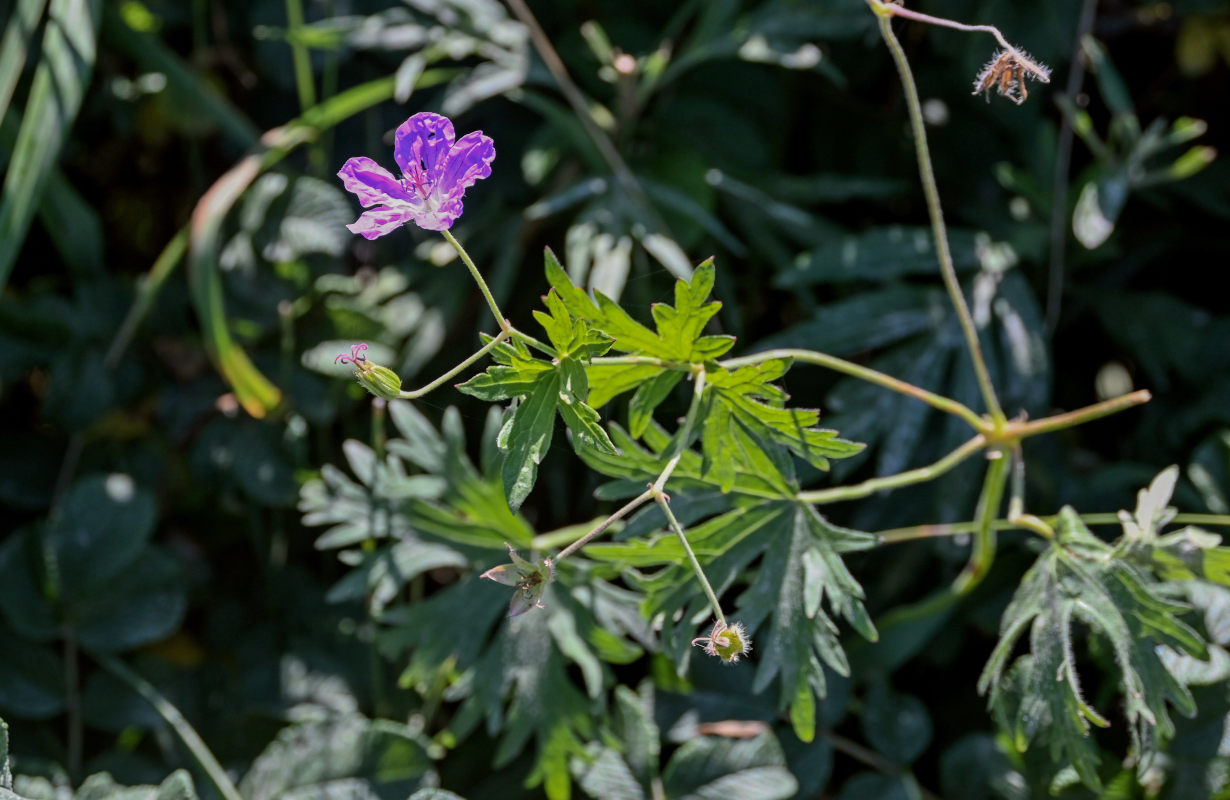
[398, 330, 511, 399]
[873, 510, 1230, 545]
[953, 451, 1010, 594]
[656, 490, 726, 627]
[720, 348, 985, 431]
[440, 229, 555, 356]
[1012, 390, 1150, 439]
[873, 10, 1006, 425]
[798, 435, 986, 505]
[869, 0, 1013, 52]
[555, 489, 653, 562]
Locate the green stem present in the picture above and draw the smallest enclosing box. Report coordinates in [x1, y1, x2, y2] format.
[953, 453, 1010, 595]
[284, 0, 321, 172]
[656, 491, 726, 627]
[398, 330, 510, 399]
[653, 367, 708, 491]
[284, 0, 316, 110]
[555, 368, 708, 562]
[874, 12, 1006, 426]
[721, 348, 985, 431]
[1014, 390, 1150, 439]
[555, 489, 653, 562]
[440, 229, 555, 356]
[96, 653, 244, 800]
[798, 435, 986, 505]
[877, 512, 1230, 544]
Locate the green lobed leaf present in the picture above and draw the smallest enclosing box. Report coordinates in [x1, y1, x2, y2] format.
[500, 370, 560, 511]
[979, 507, 1209, 790]
[704, 360, 864, 476]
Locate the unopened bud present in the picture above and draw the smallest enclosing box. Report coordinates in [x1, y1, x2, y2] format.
[335, 343, 403, 400]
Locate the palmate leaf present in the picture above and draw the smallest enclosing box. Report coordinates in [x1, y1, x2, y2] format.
[978, 508, 1209, 790]
[590, 498, 875, 742]
[703, 359, 863, 487]
[458, 279, 618, 511]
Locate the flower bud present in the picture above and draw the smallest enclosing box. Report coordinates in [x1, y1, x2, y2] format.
[692, 620, 752, 664]
[335, 343, 403, 400]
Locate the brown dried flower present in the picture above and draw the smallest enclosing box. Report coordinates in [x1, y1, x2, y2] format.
[972, 48, 1051, 105]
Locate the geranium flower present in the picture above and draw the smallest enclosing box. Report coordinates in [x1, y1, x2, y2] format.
[338, 112, 495, 238]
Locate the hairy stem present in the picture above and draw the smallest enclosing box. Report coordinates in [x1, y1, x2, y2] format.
[555, 489, 653, 562]
[656, 490, 726, 627]
[721, 348, 985, 431]
[440, 229, 555, 356]
[555, 368, 707, 561]
[1013, 390, 1150, 439]
[872, 1, 1013, 52]
[398, 330, 510, 399]
[877, 512, 1230, 544]
[874, 12, 1006, 425]
[798, 435, 986, 505]
[953, 452, 1010, 594]
[97, 653, 244, 800]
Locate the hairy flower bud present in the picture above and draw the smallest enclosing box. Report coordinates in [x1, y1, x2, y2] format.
[692, 620, 752, 664]
[335, 343, 403, 400]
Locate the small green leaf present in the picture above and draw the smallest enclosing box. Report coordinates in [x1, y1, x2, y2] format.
[501, 371, 561, 511]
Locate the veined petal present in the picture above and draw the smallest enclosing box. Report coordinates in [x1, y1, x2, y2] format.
[338, 157, 412, 208]
[410, 198, 466, 231]
[480, 563, 526, 587]
[346, 206, 416, 240]
[394, 112, 455, 182]
[439, 131, 496, 198]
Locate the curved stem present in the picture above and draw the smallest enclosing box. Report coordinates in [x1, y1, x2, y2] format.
[721, 348, 985, 431]
[398, 330, 510, 399]
[874, 13, 1006, 426]
[96, 653, 244, 800]
[798, 435, 986, 505]
[656, 491, 726, 627]
[953, 451, 1010, 595]
[440, 229, 555, 356]
[872, 1, 1013, 51]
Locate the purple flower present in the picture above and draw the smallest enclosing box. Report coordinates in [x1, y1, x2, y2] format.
[338, 112, 495, 238]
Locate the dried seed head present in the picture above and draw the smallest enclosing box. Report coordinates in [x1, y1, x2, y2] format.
[972, 48, 1051, 105]
[692, 620, 753, 664]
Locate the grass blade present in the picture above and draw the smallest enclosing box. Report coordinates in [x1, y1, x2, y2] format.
[0, 0, 101, 289]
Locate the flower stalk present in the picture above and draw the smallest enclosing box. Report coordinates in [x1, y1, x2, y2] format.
[872, 8, 1007, 427]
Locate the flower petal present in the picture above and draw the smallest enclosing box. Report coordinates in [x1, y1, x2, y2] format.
[346, 207, 416, 240]
[439, 130, 496, 197]
[394, 112, 455, 182]
[338, 157, 412, 208]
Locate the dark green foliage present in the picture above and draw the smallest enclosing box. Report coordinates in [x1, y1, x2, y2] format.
[2, 0, 1230, 798]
